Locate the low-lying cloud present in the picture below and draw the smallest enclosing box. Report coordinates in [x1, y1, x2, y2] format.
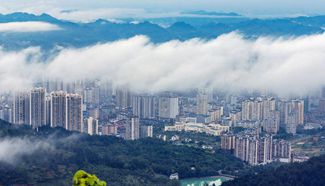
[0, 21, 61, 32]
[0, 32, 325, 96]
[0, 137, 52, 164]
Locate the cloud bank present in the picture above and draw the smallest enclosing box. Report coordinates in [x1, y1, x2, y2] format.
[0, 21, 61, 32]
[0, 33, 325, 96]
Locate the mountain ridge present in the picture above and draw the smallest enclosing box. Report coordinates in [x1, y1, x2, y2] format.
[0, 12, 324, 49]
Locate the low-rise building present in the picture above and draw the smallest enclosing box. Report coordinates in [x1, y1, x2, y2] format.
[165, 122, 229, 136]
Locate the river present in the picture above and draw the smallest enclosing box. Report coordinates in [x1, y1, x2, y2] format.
[180, 176, 230, 186]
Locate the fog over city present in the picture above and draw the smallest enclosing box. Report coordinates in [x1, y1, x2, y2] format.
[1, 32, 325, 96]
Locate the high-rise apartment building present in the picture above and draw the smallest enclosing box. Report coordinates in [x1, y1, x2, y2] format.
[284, 100, 304, 134]
[131, 95, 142, 117]
[13, 92, 30, 125]
[262, 98, 276, 119]
[131, 95, 157, 119]
[115, 87, 131, 109]
[272, 139, 291, 159]
[258, 136, 273, 164]
[234, 136, 250, 162]
[262, 111, 280, 134]
[158, 97, 179, 119]
[45, 95, 51, 125]
[142, 96, 157, 119]
[197, 92, 208, 115]
[242, 98, 276, 122]
[248, 139, 259, 165]
[209, 107, 224, 122]
[30, 88, 46, 128]
[231, 134, 276, 165]
[221, 134, 236, 150]
[125, 117, 140, 140]
[241, 100, 262, 121]
[50, 91, 67, 128]
[66, 93, 83, 132]
[84, 86, 100, 106]
[83, 117, 98, 135]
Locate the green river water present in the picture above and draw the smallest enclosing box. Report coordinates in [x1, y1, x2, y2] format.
[180, 177, 227, 186]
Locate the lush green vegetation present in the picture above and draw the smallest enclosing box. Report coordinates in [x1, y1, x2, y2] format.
[73, 170, 106, 186]
[0, 120, 244, 186]
[223, 155, 325, 186]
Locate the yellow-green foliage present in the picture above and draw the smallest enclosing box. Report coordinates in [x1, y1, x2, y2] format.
[73, 170, 107, 186]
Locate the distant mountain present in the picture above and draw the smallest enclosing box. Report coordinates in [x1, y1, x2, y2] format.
[236, 18, 323, 36]
[182, 10, 241, 17]
[0, 12, 63, 24]
[0, 12, 324, 49]
[167, 22, 198, 39]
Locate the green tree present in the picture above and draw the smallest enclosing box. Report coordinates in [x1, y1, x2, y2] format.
[73, 170, 106, 186]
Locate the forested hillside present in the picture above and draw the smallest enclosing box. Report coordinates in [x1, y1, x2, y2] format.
[223, 154, 325, 186]
[0, 120, 243, 186]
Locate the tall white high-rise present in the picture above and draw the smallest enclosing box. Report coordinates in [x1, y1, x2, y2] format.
[284, 100, 304, 134]
[131, 95, 142, 117]
[158, 97, 179, 119]
[45, 95, 51, 126]
[262, 111, 280, 134]
[115, 86, 131, 109]
[242, 98, 276, 122]
[241, 100, 255, 121]
[284, 100, 304, 125]
[84, 86, 100, 106]
[50, 91, 67, 128]
[196, 91, 208, 115]
[30, 88, 46, 128]
[209, 107, 224, 122]
[131, 95, 157, 119]
[13, 92, 30, 125]
[66, 93, 83, 132]
[83, 117, 98, 135]
[234, 135, 274, 165]
[142, 96, 156, 119]
[262, 98, 276, 119]
[125, 117, 140, 140]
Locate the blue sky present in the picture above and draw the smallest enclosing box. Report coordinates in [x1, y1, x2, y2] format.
[0, 0, 325, 22]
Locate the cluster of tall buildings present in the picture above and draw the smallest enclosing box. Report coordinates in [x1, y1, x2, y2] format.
[228, 97, 304, 134]
[131, 95, 181, 120]
[12, 88, 83, 132]
[0, 81, 154, 140]
[0, 81, 323, 143]
[221, 133, 291, 165]
[114, 88, 180, 121]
